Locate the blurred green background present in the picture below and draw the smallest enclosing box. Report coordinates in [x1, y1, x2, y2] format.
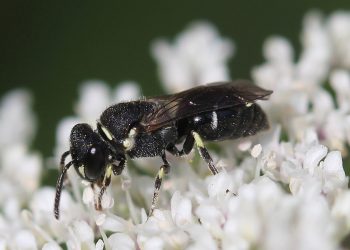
[1, 1, 349, 158]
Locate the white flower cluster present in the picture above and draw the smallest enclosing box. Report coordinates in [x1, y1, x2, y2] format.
[1, 10, 350, 250]
[252, 11, 350, 155]
[151, 21, 234, 93]
[0, 90, 44, 249]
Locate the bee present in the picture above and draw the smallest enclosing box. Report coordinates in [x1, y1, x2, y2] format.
[54, 80, 272, 219]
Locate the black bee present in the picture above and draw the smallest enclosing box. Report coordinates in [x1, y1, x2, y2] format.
[54, 80, 272, 219]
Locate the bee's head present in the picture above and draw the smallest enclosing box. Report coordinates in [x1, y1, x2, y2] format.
[54, 123, 125, 220]
[70, 123, 112, 181]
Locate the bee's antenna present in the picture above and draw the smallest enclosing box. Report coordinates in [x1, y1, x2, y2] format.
[60, 150, 70, 170]
[54, 151, 72, 220]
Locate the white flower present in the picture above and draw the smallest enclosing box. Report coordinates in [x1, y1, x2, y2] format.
[0, 89, 36, 149]
[171, 191, 193, 227]
[251, 144, 262, 158]
[253, 11, 350, 154]
[75, 80, 111, 122]
[327, 11, 350, 69]
[66, 220, 96, 250]
[108, 233, 135, 250]
[113, 81, 141, 102]
[151, 21, 234, 93]
[42, 242, 62, 250]
[13, 230, 38, 250]
[330, 69, 350, 112]
[332, 190, 350, 232]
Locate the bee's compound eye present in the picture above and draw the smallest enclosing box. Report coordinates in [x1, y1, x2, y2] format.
[84, 146, 106, 180]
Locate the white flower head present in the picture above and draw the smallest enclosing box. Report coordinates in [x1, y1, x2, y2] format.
[75, 80, 111, 123]
[113, 81, 141, 103]
[0, 89, 36, 149]
[330, 69, 350, 112]
[327, 11, 350, 69]
[151, 21, 234, 93]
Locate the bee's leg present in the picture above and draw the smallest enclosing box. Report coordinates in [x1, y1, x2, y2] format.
[149, 151, 170, 217]
[166, 134, 194, 156]
[95, 165, 113, 210]
[112, 158, 126, 176]
[166, 144, 182, 156]
[93, 160, 125, 210]
[191, 131, 219, 175]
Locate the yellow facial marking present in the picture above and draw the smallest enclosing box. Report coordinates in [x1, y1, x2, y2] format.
[101, 126, 113, 141]
[78, 165, 85, 177]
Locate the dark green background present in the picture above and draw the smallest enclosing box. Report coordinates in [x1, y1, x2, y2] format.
[1, 1, 349, 157]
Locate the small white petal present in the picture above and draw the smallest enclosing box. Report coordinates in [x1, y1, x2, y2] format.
[42, 242, 62, 250]
[141, 236, 164, 250]
[102, 215, 127, 232]
[54, 117, 80, 159]
[330, 70, 350, 110]
[303, 144, 328, 173]
[108, 233, 135, 250]
[323, 151, 345, 179]
[330, 69, 350, 95]
[2, 145, 42, 193]
[238, 140, 252, 151]
[0, 89, 36, 148]
[71, 220, 95, 243]
[75, 81, 110, 121]
[196, 203, 224, 227]
[187, 225, 218, 250]
[332, 191, 350, 230]
[95, 213, 106, 226]
[251, 144, 262, 158]
[207, 171, 233, 197]
[171, 191, 192, 227]
[82, 186, 94, 204]
[95, 239, 104, 250]
[0, 239, 7, 250]
[114, 81, 141, 102]
[289, 178, 303, 195]
[14, 230, 37, 250]
[263, 36, 294, 63]
[101, 192, 114, 209]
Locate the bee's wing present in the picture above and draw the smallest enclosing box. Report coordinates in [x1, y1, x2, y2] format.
[142, 80, 273, 132]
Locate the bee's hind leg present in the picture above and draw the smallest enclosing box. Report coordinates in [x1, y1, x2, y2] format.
[191, 131, 219, 175]
[149, 150, 171, 217]
[166, 133, 194, 156]
[167, 132, 218, 175]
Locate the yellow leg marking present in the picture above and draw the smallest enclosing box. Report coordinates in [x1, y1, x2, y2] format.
[192, 131, 204, 148]
[191, 131, 219, 175]
[149, 167, 166, 217]
[103, 165, 113, 184]
[158, 168, 165, 179]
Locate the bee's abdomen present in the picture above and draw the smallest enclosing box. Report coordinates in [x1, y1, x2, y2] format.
[183, 104, 269, 141]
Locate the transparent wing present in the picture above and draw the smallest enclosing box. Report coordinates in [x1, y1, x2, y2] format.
[142, 80, 273, 132]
